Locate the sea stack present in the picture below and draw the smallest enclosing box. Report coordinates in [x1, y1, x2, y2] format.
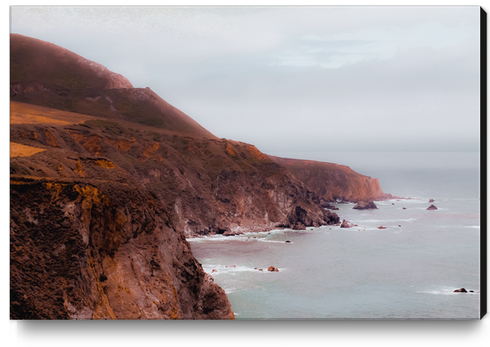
[353, 201, 378, 210]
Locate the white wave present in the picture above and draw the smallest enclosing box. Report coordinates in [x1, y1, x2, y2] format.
[357, 218, 418, 223]
[406, 207, 448, 211]
[203, 264, 257, 274]
[202, 264, 286, 275]
[397, 198, 424, 202]
[256, 238, 293, 243]
[434, 225, 481, 230]
[222, 286, 238, 294]
[417, 288, 479, 295]
[416, 290, 456, 296]
[187, 234, 252, 243]
[243, 228, 286, 237]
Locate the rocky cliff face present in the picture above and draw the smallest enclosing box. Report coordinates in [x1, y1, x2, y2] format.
[10, 117, 340, 237]
[10, 34, 348, 319]
[270, 156, 391, 203]
[10, 177, 233, 319]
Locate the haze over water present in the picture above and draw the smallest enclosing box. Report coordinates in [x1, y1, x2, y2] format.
[189, 151, 481, 319]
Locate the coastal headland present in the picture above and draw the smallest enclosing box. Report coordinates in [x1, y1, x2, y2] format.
[10, 34, 392, 319]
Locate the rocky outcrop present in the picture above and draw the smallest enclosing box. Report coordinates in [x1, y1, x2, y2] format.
[340, 219, 356, 228]
[281, 205, 339, 230]
[427, 204, 438, 210]
[353, 201, 378, 210]
[453, 288, 468, 293]
[429, 199, 435, 203]
[320, 199, 339, 210]
[10, 177, 233, 319]
[267, 266, 279, 272]
[270, 156, 391, 203]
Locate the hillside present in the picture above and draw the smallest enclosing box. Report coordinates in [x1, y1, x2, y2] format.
[10, 33, 133, 91]
[10, 34, 214, 137]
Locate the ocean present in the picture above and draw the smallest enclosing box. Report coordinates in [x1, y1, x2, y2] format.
[187, 151, 481, 319]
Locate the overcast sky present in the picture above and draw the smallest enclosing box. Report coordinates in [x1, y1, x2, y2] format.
[10, 5, 481, 155]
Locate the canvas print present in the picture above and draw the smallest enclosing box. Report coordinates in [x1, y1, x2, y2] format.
[9, 6, 483, 320]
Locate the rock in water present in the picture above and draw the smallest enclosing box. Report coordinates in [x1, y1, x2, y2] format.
[340, 219, 354, 228]
[353, 201, 378, 210]
[320, 199, 340, 210]
[427, 204, 438, 210]
[267, 266, 279, 272]
[453, 288, 468, 293]
[429, 199, 435, 203]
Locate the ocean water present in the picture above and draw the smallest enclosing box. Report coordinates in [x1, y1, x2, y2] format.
[188, 151, 481, 319]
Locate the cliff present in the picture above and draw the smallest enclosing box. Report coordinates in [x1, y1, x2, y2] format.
[10, 34, 344, 319]
[270, 156, 391, 203]
[10, 177, 233, 319]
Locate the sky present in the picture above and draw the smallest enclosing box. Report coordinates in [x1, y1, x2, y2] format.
[9, 5, 481, 157]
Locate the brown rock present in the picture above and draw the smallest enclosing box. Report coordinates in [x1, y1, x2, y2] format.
[378, 226, 387, 229]
[267, 266, 279, 272]
[223, 230, 243, 236]
[340, 219, 354, 228]
[292, 223, 306, 230]
[453, 288, 468, 293]
[353, 201, 378, 210]
[320, 199, 339, 210]
[427, 204, 438, 210]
